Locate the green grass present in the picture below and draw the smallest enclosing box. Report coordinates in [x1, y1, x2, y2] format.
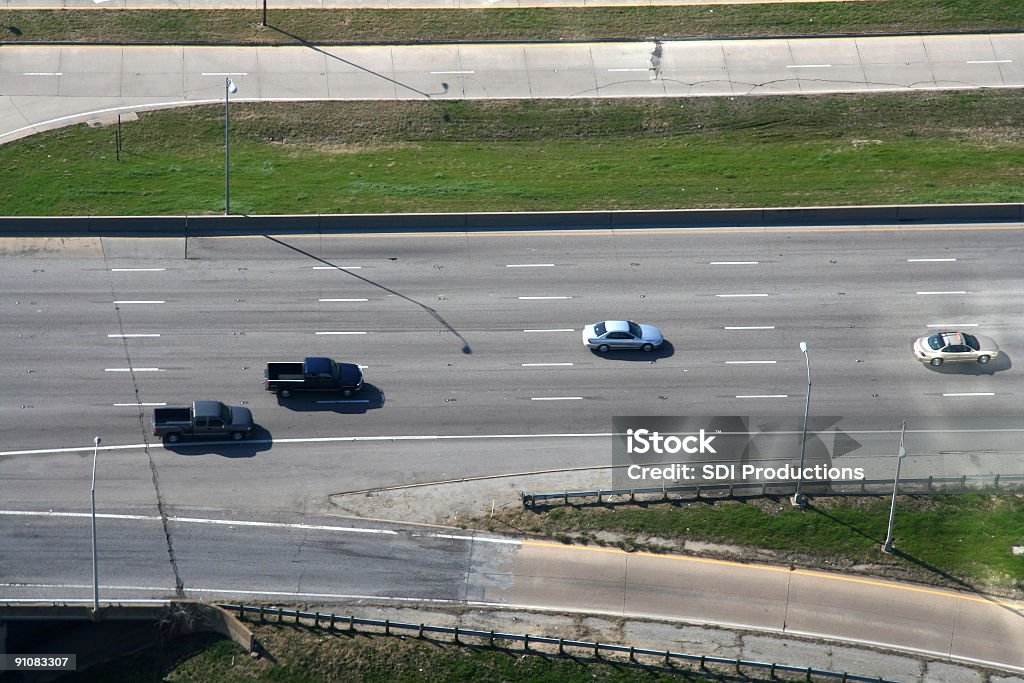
[503, 494, 1024, 594]
[72, 623, 738, 682]
[3, 92, 1023, 215]
[1, 0, 1023, 44]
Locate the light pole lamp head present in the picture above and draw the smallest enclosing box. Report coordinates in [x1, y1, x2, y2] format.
[898, 446, 906, 458]
[799, 341, 808, 353]
[227, 78, 238, 94]
[94, 436, 101, 446]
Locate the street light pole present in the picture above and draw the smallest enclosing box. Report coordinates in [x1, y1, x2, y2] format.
[90, 436, 101, 617]
[225, 77, 238, 215]
[882, 420, 908, 554]
[262, 0, 267, 27]
[792, 341, 811, 507]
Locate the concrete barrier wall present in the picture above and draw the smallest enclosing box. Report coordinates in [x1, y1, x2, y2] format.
[0, 204, 1020, 237]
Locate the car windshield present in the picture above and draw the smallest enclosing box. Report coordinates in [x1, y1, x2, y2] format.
[963, 334, 980, 351]
[628, 321, 643, 338]
[594, 322, 607, 336]
[926, 335, 944, 350]
[221, 404, 232, 422]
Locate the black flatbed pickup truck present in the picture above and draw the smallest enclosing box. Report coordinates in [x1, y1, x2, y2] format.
[264, 357, 364, 398]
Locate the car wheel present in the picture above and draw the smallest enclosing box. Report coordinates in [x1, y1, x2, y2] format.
[930, 357, 944, 367]
[641, 343, 654, 352]
[280, 389, 291, 398]
[231, 431, 244, 441]
[166, 433, 180, 443]
[977, 355, 990, 364]
[597, 344, 610, 353]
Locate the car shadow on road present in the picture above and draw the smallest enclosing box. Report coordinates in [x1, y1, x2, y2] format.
[588, 340, 675, 362]
[160, 426, 274, 458]
[272, 384, 386, 414]
[922, 352, 1012, 375]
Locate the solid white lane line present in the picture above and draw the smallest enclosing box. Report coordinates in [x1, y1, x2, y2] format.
[524, 328, 575, 333]
[521, 363, 574, 367]
[725, 361, 778, 365]
[316, 400, 371, 404]
[314, 266, 361, 269]
[724, 326, 775, 330]
[736, 394, 789, 398]
[319, 298, 368, 302]
[907, 258, 957, 262]
[315, 331, 367, 335]
[108, 333, 161, 338]
[917, 291, 968, 295]
[104, 368, 162, 372]
[506, 264, 555, 268]
[717, 294, 769, 298]
[530, 397, 583, 401]
[519, 296, 572, 300]
[966, 60, 1012, 64]
[926, 323, 978, 328]
[113, 300, 164, 304]
[942, 392, 995, 397]
[113, 402, 166, 407]
[710, 261, 759, 265]
[24, 72, 62, 76]
[786, 64, 832, 69]
[110, 268, 166, 272]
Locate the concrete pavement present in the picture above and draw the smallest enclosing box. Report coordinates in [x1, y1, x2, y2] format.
[2, 33, 1024, 144]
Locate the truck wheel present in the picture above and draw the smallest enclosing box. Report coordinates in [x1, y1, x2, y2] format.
[343, 388, 353, 398]
[166, 433, 180, 444]
[231, 432, 244, 441]
[280, 389, 291, 398]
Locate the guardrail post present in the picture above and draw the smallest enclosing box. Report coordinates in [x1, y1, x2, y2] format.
[841, 672, 848, 683]
[629, 646, 636, 662]
[294, 610, 300, 624]
[699, 655, 706, 670]
[314, 611, 320, 628]
[277, 607, 283, 623]
[597, 490, 603, 503]
[695, 485, 701, 500]
[770, 663, 775, 677]
[664, 649, 670, 666]
[630, 489, 635, 503]
[594, 641, 600, 658]
[564, 491, 569, 505]
[662, 482, 668, 502]
[349, 615, 355, 633]
[559, 638, 564, 655]
[419, 623, 425, 639]
[524, 633, 530, 651]
[728, 483, 733, 497]
[961, 475, 967, 490]
[329, 614, 335, 630]
[761, 483, 766, 496]
[927, 475, 933, 491]
[806, 666, 812, 681]
[489, 630, 494, 646]
[453, 625, 458, 643]
[385, 619, 390, 636]
[995, 474, 1000, 489]
[237, 604, 244, 618]
[258, 606, 265, 622]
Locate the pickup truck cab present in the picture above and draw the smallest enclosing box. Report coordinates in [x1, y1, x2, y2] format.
[264, 357, 364, 398]
[153, 401, 254, 443]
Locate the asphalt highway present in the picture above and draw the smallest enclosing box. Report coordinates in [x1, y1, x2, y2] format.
[1, 224, 1023, 515]
[3, 34, 1024, 143]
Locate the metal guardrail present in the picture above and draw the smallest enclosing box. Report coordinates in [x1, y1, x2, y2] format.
[521, 474, 1024, 508]
[222, 603, 900, 683]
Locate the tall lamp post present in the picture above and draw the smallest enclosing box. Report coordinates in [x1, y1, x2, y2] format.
[90, 436, 101, 617]
[792, 341, 812, 507]
[225, 77, 238, 215]
[882, 420, 908, 554]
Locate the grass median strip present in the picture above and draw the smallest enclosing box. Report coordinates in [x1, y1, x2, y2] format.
[3, 91, 1023, 215]
[1, 1, 1023, 44]
[490, 493, 1024, 596]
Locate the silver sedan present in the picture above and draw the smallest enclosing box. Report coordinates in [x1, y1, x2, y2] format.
[582, 320, 664, 353]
